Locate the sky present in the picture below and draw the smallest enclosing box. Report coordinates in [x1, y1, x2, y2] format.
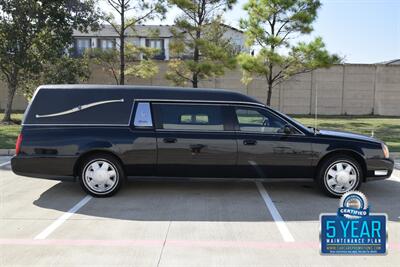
[100, 0, 400, 63]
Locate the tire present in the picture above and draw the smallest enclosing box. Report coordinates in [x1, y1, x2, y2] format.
[79, 154, 124, 197]
[316, 155, 363, 197]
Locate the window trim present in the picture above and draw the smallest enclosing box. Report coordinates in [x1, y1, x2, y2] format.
[130, 98, 307, 135]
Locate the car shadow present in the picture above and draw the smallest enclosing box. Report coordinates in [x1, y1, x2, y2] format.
[264, 178, 400, 222]
[33, 178, 400, 222]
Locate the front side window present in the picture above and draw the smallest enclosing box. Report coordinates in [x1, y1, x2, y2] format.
[153, 103, 225, 131]
[134, 102, 153, 127]
[235, 107, 289, 134]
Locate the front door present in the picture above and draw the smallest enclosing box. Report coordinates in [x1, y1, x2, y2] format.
[233, 106, 313, 178]
[152, 102, 237, 178]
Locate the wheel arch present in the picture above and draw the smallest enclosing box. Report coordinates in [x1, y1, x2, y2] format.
[315, 149, 367, 182]
[73, 150, 125, 178]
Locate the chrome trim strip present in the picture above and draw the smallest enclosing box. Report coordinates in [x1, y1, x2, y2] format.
[22, 124, 128, 127]
[35, 99, 125, 118]
[155, 129, 305, 136]
[135, 98, 266, 107]
[156, 129, 235, 133]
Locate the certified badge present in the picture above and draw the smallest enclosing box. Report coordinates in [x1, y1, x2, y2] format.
[320, 191, 387, 255]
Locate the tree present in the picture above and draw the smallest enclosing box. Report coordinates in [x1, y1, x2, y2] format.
[20, 56, 91, 99]
[166, 0, 237, 88]
[88, 41, 160, 85]
[0, 0, 100, 123]
[238, 0, 341, 105]
[102, 0, 167, 85]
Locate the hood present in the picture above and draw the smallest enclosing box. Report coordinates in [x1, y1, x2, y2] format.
[317, 129, 382, 144]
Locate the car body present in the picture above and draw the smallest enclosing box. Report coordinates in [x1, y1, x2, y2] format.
[12, 85, 394, 197]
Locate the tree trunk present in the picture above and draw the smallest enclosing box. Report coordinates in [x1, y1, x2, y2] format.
[119, 3, 125, 85]
[192, 29, 201, 88]
[2, 75, 18, 123]
[192, 72, 198, 88]
[266, 63, 274, 106]
[266, 82, 273, 106]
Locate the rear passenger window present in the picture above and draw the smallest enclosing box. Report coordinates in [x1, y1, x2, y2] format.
[134, 102, 153, 127]
[153, 103, 225, 131]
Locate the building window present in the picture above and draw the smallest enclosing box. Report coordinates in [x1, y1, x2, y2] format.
[99, 39, 115, 50]
[75, 38, 91, 56]
[145, 39, 165, 60]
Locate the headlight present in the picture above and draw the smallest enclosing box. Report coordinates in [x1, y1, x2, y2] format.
[382, 143, 389, 159]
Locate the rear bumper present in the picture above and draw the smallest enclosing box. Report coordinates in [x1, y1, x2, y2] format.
[365, 158, 394, 182]
[11, 155, 77, 181]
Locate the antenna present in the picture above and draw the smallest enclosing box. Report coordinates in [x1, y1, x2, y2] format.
[314, 82, 318, 134]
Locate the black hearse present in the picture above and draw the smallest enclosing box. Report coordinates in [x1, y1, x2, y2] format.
[12, 85, 394, 197]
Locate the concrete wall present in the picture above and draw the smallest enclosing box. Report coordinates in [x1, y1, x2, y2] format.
[0, 83, 29, 112]
[1, 63, 400, 115]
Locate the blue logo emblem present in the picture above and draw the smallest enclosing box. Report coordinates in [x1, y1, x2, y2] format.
[320, 191, 387, 255]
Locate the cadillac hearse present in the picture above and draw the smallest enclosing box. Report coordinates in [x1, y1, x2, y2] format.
[11, 85, 394, 197]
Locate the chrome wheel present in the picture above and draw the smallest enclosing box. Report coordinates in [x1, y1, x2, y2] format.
[83, 159, 119, 194]
[324, 161, 359, 194]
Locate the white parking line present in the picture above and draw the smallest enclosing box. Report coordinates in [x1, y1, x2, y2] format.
[0, 161, 10, 167]
[34, 195, 92, 240]
[255, 181, 295, 243]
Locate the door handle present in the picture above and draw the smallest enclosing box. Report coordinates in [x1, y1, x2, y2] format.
[243, 139, 257, 145]
[190, 144, 206, 154]
[163, 137, 177, 143]
[190, 144, 206, 150]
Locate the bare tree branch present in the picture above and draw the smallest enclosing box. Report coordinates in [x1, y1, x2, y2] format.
[106, 0, 122, 15]
[103, 16, 122, 35]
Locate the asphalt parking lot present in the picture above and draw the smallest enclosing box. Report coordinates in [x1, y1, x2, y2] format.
[1, 156, 399, 266]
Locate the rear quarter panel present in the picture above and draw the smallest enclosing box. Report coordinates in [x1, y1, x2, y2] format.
[15, 126, 157, 178]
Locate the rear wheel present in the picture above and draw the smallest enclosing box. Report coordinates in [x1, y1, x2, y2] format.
[316, 155, 362, 197]
[79, 154, 124, 197]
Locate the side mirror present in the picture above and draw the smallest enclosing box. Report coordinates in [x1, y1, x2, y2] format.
[283, 125, 292, 134]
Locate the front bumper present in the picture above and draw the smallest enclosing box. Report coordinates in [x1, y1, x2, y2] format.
[365, 158, 394, 182]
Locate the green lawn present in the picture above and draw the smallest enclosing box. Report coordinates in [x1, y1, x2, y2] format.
[0, 113, 23, 149]
[293, 116, 400, 152]
[0, 113, 399, 152]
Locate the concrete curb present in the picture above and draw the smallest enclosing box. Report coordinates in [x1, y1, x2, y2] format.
[391, 152, 400, 158]
[0, 149, 15, 156]
[392, 152, 400, 170]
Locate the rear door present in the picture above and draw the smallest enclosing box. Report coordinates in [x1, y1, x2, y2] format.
[233, 105, 314, 178]
[152, 102, 237, 178]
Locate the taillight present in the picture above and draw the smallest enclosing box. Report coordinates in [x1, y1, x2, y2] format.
[15, 133, 23, 155]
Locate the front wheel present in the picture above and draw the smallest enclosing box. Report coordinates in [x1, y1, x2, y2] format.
[79, 154, 124, 197]
[316, 155, 363, 197]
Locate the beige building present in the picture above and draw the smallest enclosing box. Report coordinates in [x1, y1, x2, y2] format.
[71, 24, 247, 60]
